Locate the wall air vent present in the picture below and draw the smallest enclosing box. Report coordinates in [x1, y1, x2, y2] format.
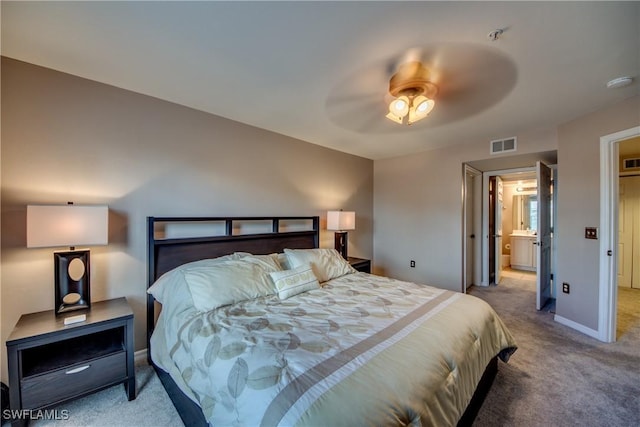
[490, 137, 517, 155]
[622, 157, 640, 171]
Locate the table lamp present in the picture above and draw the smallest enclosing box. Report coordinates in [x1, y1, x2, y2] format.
[27, 204, 108, 315]
[327, 210, 355, 259]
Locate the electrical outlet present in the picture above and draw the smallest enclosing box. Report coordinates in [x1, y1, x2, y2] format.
[562, 282, 570, 294]
[410, 260, 416, 268]
[585, 227, 598, 240]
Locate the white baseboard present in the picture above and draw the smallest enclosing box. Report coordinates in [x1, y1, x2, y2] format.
[554, 315, 600, 340]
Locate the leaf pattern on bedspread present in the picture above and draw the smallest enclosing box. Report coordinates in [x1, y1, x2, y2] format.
[227, 358, 248, 398]
[167, 272, 459, 426]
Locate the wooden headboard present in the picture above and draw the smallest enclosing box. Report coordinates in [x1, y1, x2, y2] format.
[146, 216, 320, 354]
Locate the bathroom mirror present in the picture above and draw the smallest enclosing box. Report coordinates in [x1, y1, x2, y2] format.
[512, 195, 538, 231]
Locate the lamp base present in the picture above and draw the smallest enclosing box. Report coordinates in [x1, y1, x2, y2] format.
[54, 250, 91, 315]
[334, 231, 348, 259]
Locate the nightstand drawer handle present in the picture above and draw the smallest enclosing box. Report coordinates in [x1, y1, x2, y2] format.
[66, 365, 90, 375]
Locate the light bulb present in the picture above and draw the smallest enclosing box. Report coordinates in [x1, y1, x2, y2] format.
[416, 100, 429, 112]
[393, 99, 407, 111]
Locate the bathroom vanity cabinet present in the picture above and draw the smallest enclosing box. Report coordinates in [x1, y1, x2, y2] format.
[510, 235, 537, 271]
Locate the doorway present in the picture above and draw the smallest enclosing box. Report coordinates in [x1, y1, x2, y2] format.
[462, 164, 482, 293]
[599, 126, 640, 342]
[462, 151, 558, 299]
[481, 164, 554, 310]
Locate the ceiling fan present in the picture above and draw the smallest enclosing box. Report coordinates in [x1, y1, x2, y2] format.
[325, 43, 517, 134]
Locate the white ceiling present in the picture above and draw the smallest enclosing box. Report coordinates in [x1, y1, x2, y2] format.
[2, 1, 638, 160]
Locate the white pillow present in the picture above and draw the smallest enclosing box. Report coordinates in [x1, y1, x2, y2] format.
[269, 263, 320, 300]
[147, 254, 237, 305]
[234, 252, 283, 271]
[183, 257, 278, 312]
[276, 253, 291, 270]
[284, 248, 356, 283]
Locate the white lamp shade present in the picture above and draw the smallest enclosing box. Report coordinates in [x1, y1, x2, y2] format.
[27, 205, 109, 248]
[327, 211, 355, 231]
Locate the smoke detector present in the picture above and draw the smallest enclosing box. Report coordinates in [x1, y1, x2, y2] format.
[606, 76, 633, 89]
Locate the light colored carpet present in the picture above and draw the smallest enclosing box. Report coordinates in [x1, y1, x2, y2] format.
[26, 361, 182, 427]
[617, 286, 640, 338]
[11, 270, 639, 426]
[472, 269, 640, 426]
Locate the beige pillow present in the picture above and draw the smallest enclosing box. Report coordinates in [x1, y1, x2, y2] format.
[269, 263, 320, 299]
[183, 257, 278, 312]
[234, 252, 283, 271]
[284, 248, 356, 283]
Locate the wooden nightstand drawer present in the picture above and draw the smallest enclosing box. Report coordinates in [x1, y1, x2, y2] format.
[21, 351, 126, 409]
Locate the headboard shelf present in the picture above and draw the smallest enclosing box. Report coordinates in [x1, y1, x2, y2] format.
[153, 230, 317, 247]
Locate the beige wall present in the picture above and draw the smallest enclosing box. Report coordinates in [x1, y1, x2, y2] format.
[556, 95, 640, 330]
[373, 128, 557, 288]
[374, 94, 640, 334]
[0, 58, 373, 383]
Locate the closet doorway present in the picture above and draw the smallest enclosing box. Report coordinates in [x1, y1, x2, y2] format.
[599, 126, 640, 342]
[616, 137, 640, 339]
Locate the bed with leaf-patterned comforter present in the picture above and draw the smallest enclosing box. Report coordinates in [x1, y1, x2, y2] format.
[151, 269, 516, 426]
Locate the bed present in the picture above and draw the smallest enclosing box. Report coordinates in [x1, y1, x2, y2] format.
[146, 216, 516, 426]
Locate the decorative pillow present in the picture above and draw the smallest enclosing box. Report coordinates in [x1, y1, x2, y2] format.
[183, 257, 278, 312]
[269, 263, 320, 300]
[284, 248, 356, 283]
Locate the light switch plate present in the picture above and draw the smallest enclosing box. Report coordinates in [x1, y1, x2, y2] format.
[585, 227, 598, 240]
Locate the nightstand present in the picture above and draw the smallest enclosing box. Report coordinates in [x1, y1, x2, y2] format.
[6, 297, 135, 425]
[348, 257, 371, 273]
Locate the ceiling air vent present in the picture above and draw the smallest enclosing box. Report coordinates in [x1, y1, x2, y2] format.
[623, 157, 640, 171]
[490, 137, 517, 155]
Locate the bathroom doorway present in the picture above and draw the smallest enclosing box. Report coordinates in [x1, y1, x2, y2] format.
[462, 151, 557, 304]
[482, 164, 555, 310]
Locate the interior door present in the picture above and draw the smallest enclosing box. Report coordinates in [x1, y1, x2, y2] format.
[619, 176, 640, 288]
[536, 161, 552, 310]
[619, 177, 633, 287]
[488, 176, 496, 284]
[464, 167, 479, 292]
[633, 177, 640, 289]
[495, 177, 503, 284]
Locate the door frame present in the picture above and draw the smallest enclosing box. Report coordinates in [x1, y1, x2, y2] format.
[599, 126, 640, 342]
[462, 164, 482, 293]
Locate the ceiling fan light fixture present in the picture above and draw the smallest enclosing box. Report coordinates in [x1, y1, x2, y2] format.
[407, 97, 435, 124]
[385, 111, 404, 124]
[414, 95, 435, 115]
[389, 96, 410, 117]
[385, 61, 438, 125]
